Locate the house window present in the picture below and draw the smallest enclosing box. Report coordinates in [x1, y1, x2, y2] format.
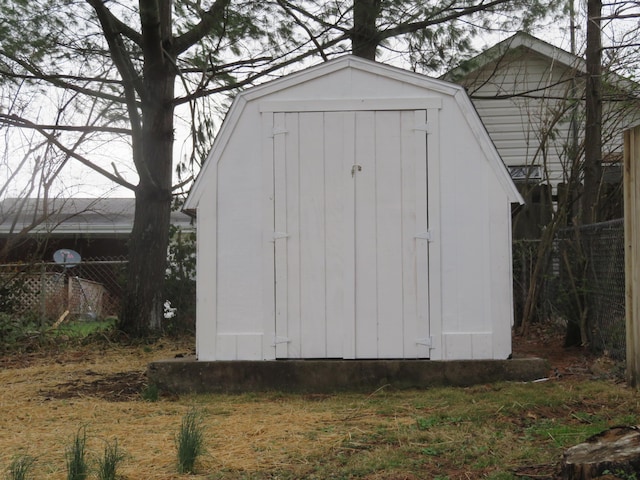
[509, 165, 542, 182]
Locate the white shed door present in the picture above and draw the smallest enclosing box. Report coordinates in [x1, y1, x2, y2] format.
[272, 109, 430, 359]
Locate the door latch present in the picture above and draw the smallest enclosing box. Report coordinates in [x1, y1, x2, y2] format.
[351, 164, 362, 177]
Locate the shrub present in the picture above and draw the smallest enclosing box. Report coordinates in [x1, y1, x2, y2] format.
[0, 313, 46, 353]
[0, 275, 28, 315]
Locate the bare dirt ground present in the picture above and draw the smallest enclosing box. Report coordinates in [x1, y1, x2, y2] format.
[513, 326, 593, 378]
[0, 340, 184, 402]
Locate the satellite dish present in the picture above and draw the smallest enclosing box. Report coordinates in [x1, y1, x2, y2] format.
[53, 249, 81, 268]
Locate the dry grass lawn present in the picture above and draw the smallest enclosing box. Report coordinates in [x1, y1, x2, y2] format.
[0, 333, 638, 480]
[1, 338, 359, 479]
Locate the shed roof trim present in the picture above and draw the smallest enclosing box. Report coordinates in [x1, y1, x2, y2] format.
[185, 55, 524, 210]
[241, 56, 462, 101]
[259, 97, 443, 113]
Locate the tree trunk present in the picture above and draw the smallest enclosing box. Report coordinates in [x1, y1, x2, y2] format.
[561, 426, 640, 479]
[582, 0, 602, 225]
[119, 0, 176, 337]
[352, 0, 381, 60]
[121, 187, 172, 336]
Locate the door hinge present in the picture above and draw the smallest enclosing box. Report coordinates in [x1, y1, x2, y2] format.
[413, 122, 432, 134]
[273, 231, 289, 240]
[271, 127, 288, 137]
[416, 337, 433, 347]
[273, 335, 291, 346]
[415, 231, 432, 242]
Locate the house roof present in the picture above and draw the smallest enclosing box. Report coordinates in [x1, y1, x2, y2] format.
[443, 31, 640, 96]
[443, 32, 584, 84]
[0, 197, 194, 236]
[185, 54, 523, 210]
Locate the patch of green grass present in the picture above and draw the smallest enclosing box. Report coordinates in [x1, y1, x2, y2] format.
[525, 418, 607, 448]
[56, 319, 115, 338]
[274, 380, 640, 479]
[420, 447, 441, 456]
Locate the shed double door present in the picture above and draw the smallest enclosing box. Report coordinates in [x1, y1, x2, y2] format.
[272, 109, 430, 359]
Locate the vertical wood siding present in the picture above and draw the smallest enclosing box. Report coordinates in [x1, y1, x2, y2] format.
[273, 109, 430, 359]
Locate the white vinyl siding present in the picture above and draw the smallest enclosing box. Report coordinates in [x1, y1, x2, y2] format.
[458, 48, 638, 190]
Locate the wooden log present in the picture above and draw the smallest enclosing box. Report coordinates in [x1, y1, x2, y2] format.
[51, 310, 70, 329]
[561, 426, 640, 479]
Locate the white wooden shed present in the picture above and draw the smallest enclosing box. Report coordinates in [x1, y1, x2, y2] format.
[185, 55, 524, 362]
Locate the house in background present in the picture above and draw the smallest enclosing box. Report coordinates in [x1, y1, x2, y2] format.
[185, 55, 523, 362]
[0, 197, 194, 320]
[444, 32, 640, 238]
[0, 197, 194, 262]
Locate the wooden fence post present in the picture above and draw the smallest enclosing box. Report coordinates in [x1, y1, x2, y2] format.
[624, 125, 640, 387]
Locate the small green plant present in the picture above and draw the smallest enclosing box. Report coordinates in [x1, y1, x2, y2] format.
[0, 312, 46, 353]
[176, 408, 205, 474]
[420, 447, 440, 456]
[6, 455, 34, 480]
[416, 416, 438, 430]
[141, 383, 159, 402]
[603, 469, 638, 480]
[66, 427, 89, 480]
[97, 439, 124, 480]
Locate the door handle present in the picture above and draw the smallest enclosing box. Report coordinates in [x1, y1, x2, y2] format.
[351, 164, 362, 177]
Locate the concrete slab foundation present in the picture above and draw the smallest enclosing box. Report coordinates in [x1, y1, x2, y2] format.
[147, 357, 550, 394]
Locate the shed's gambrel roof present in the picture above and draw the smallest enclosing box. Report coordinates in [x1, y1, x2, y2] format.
[185, 55, 523, 211]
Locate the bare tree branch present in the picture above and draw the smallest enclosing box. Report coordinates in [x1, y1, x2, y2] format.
[4, 114, 136, 191]
[276, 0, 330, 61]
[0, 114, 132, 135]
[0, 56, 127, 105]
[175, 35, 349, 105]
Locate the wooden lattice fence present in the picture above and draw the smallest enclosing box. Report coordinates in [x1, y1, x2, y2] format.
[5, 271, 67, 317]
[0, 258, 125, 320]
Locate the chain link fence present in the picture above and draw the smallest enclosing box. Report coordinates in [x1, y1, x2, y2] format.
[3, 226, 626, 349]
[514, 219, 626, 359]
[0, 257, 127, 322]
[558, 219, 626, 358]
